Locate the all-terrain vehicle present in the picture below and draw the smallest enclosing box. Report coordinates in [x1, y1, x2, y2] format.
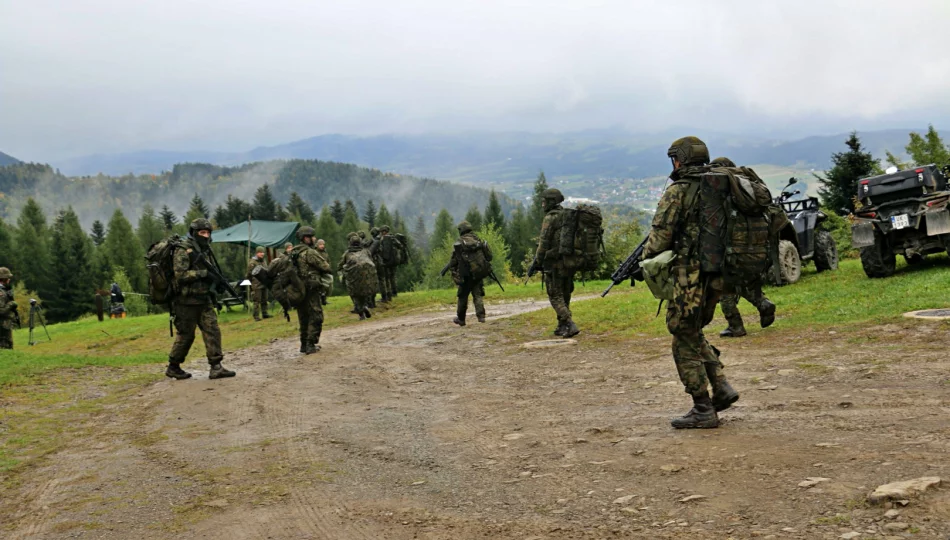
[850, 164, 950, 278]
[770, 178, 839, 284]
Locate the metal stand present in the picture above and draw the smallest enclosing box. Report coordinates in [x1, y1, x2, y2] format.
[28, 299, 51, 346]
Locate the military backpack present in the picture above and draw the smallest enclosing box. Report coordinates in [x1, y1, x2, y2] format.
[380, 235, 401, 267]
[557, 204, 605, 272]
[272, 251, 306, 307]
[343, 249, 378, 297]
[454, 235, 492, 281]
[145, 235, 184, 304]
[394, 233, 410, 265]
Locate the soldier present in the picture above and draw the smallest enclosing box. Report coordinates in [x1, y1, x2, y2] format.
[166, 218, 236, 380]
[267, 242, 294, 319]
[0, 267, 17, 349]
[358, 230, 370, 248]
[640, 137, 739, 428]
[449, 220, 492, 326]
[369, 227, 391, 303]
[338, 235, 376, 320]
[292, 226, 331, 354]
[709, 156, 776, 338]
[246, 246, 271, 321]
[534, 188, 580, 337]
[315, 239, 331, 306]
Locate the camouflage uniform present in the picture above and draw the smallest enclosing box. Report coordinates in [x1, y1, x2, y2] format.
[379, 226, 399, 298]
[0, 268, 17, 349]
[369, 228, 392, 303]
[266, 243, 294, 318]
[246, 248, 270, 320]
[338, 237, 377, 319]
[449, 221, 491, 325]
[534, 189, 579, 337]
[167, 219, 236, 380]
[641, 137, 738, 428]
[293, 227, 331, 354]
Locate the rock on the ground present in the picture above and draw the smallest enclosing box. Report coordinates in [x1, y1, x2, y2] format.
[882, 522, 909, 532]
[868, 477, 941, 504]
[798, 477, 831, 488]
[883, 509, 901, 519]
[838, 533, 860, 540]
[613, 494, 636, 504]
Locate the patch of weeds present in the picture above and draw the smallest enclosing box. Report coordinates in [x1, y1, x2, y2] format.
[797, 362, 833, 374]
[815, 513, 850, 525]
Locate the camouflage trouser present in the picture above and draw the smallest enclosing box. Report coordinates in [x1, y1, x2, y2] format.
[0, 325, 12, 349]
[720, 283, 768, 329]
[296, 284, 324, 346]
[544, 270, 575, 325]
[170, 302, 223, 365]
[349, 293, 373, 314]
[376, 264, 391, 299]
[382, 265, 398, 296]
[251, 284, 269, 318]
[666, 264, 724, 396]
[456, 278, 485, 321]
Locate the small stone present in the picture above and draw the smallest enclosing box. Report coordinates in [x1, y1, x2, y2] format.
[678, 495, 705, 503]
[883, 509, 900, 519]
[411, 480, 426, 486]
[556, 498, 568, 504]
[882, 522, 909, 532]
[503, 433, 524, 441]
[798, 477, 832, 488]
[660, 464, 683, 473]
[519, 471, 532, 477]
[203, 499, 229, 508]
[815, 442, 841, 448]
[621, 507, 638, 514]
[613, 495, 636, 504]
[838, 533, 860, 540]
[777, 369, 794, 376]
[868, 477, 941, 504]
[758, 385, 779, 391]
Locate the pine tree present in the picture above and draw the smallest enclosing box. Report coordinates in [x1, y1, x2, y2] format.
[286, 192, 316, 224]
[412, 215, 429, 253]
[160, 205, 178, 232]
[504, 204, 534, 275]
[484, 189, 506, 230]
[136, 204, 165, 250]
[251, 184, 279, 220]
[0, 219, 14, 269]
[344, 199, 358, 219]
[104, 208, 147, 292]
[330, 200, 346, 225]
[47, 208, 94, 322]
[314, 207, 344, 294]
[340, 206, 362, 239]
[376, 203, 393, 228]
[529, 171, 549, 230]
[363, 199, 378, 228]
[464, 204, 484, 232]
[14, 198, 52, 296]
[430, 209, 455, 252]
[190, 193, 210, 219]
[393, 210, 407, 234]
[905, 125, 950, 169]
[816, 132, 876, 213]
[213, 195, 253, 229]
[90, 219, 107, 246]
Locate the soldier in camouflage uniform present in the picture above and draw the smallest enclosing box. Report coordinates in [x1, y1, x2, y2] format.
[293, 226, 332, 354]
[246, 246, 271, 321]
[338, 235, 376, 320]
[379, 225, 400, 298]
[709, 157, 776, 338]
[369, 227, 391, 303]
[534, 188, 580, 337]
[267, 242, 294, 319]
[166, 218, 236, 380]
[0, 267, 18, 349]
[449, 221, 491, 326]
[640, 137, 739, 429]
[316, 239, 331, 306]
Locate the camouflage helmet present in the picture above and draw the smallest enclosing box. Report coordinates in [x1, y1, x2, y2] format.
[296, 225, 315, 241]
[370, 227, 380, 237]
[380, 225, 391, 233]
[0, 267, 12, 280]
[541, 188, 565, 204]
[457, 220, 473, 235]
[255, 246, 265, 254]
[284, 242, 293, 249]
[189, 217, 213, 233]
[667, 136, 710, 166]
[710, 156, 736, 168]
[349, 235, 362, 247]
[357, 230, 366, 239]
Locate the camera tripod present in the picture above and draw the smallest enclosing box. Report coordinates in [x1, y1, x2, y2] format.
[28, 299, 51, 346]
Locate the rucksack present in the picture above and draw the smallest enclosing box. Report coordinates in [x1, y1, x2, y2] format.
[276, 251, 306, 307]
[394, 233, 410, 266]
[145, 235, 184, 304]
[454, 235, 492, 281]
[558, 204, 605, 272]
[380, 235, 399, 267]
[700, 167, 773, 285]
[343, 249, 378, 297]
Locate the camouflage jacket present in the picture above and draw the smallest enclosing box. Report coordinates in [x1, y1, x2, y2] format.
[535, 205, 564, 271]
[292, 244, 331, 286]
[642, 165, 706, 262]
[246, 256, 267, 287]
[0, 284, 15, 328]
[173, 236, 214, 305]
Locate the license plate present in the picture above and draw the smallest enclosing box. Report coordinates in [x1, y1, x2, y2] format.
[890, 214, 910, 229]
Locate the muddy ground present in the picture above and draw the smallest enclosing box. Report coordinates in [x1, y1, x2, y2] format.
[3, 298, 950, 539]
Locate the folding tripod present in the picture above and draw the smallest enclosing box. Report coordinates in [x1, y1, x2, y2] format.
[28, 299, 51, 346]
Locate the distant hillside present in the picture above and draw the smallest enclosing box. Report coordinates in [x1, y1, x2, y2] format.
[0, 151, 20, 166]
[53, 128, 925, 184]
[0, 159, 516, 229]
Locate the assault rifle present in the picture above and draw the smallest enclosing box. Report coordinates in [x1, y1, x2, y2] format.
[601, 236, 648, 297]
[439, 260, 452, 277]
[13, 306, 20, 329]
[523, 256, 545, 291]
[191, 250, 248, 311]
[439, 259, 505, 292]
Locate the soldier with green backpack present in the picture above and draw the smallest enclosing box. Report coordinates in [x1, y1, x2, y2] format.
[339, 235, 377, 320]
[447, 220, 493, 326]
[378, 225, 402, 299]
[292, 226, 332, 354]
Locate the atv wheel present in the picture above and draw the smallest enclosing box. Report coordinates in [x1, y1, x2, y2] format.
[860, 231, 896, 278]
[813, 230, 839, 272]
[777, 240, 802, 285]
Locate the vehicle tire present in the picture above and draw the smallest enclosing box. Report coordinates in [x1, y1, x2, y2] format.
[814, 230, 839, 272]
[777, 239, 802, 285]
[859, 232, 896, 278]
[904, 253, 925, 265]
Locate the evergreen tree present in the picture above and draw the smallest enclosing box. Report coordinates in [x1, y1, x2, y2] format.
[0, 219, 14, 269]
[363, 199, 378, 228]
[47, 208, 94, 322]
[484, 189, 506, 230]
[340, 206, 362, 239]
[286, 192, 316, 224]
[14, 198, 52, 296]
[160, 205, 178, 232]
[430, 209, 455, 252]
[104, 208, 147, 292]
[905, 125, 950, 169]
[213, 195, 253, 229]
[816, 132, 876, 213]
[376, 203, 393, 228]
[314, 207, 344, 294]
[330, 200, 346, 225]
[189, 193, 210, 219]
[412, 215, 429, 253]
[504, 204, 534, 275]
[529, 171, 549, 230]
[136, 204, 165, 250]
[90, 219, 107, 246]
[464, 204, 484, 232]
[344, 199, 358, 218]
[392, 210, 407, 234]
[251, 184, 279, 220]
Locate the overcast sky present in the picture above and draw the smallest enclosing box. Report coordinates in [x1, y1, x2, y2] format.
[2, 0, 949, 161]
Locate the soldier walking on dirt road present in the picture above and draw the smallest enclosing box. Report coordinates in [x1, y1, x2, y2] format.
[533, 188, 580, 337]
[448, 220, 492, 326]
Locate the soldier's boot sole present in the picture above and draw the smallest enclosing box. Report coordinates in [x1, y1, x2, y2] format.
[562, 321, 580, 338]
[719, 326, 747, 338]
[209, 365, 236, 379]
[712, 383, 740, 412]
[364, 309, 372, 319]
[165, 367, 192, 380]
[759, 300, 776, 328]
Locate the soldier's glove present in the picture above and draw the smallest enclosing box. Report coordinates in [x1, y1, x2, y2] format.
[196, 269, 209, 279]
[631, 268, 645, 283]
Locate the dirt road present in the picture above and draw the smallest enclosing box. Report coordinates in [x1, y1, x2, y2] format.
[4, 298, 950, 539]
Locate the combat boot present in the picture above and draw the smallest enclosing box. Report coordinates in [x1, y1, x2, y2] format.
[254, 316, 262, 322]
[708, 373, 739, 412]
[562, 320, 580, 338]
[553, 322, 566, 336]
[719, 325, 747, 338]
[165, 363, 192, 380]
[262, 313, 272, 319]
[670, 392, 719, 429]
[477, 315, 485, 323]
[299, 338, 308, 354]
[363, 308, 372, 319]
[758, 299, 776, 328]
[358, 311, 366, 321]
[453, 317, 466, 327]
[209, 363, 236, 379]
[304, 342, 320, 354]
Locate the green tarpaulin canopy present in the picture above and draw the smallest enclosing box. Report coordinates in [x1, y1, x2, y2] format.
[211, 220, 300, 249]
